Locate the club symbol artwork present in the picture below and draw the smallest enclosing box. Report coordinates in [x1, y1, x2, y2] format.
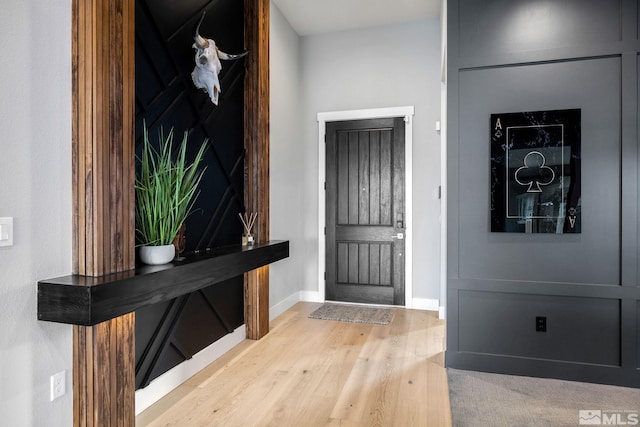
[490, 109, 581, 234]
[514, 151, 555, 193]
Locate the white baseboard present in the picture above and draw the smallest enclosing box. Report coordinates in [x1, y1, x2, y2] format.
[270, 290, 323, 320]
[270, 292, 302, 320]
[135, 325, 246, 415]
[299, 290, 322, 303]
[411, 298, 440, 312]
[293, 291, 441, 314]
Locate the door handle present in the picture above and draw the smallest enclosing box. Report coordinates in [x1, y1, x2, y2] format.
[391, 233, 404, 240]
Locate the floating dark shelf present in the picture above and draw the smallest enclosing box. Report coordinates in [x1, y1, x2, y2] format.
[37, 240, 289, 326]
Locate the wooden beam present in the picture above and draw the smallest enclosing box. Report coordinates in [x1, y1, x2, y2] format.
[72, 0, 135, 425]
[39, 241, 289, 326]
[244, 0, 271, 340]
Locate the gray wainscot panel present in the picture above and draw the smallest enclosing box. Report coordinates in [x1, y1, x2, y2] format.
[458, 0, 621, 58]
[458, 57, 621, 285]
[458, 290, 621, 366]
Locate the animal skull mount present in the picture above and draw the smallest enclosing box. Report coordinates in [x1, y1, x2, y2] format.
[191, 12, 248, 106]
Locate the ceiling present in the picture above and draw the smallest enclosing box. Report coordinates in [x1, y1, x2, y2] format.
[271, 0, 441, 36]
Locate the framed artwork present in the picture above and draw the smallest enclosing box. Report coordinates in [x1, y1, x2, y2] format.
[490, 109, 581, 233]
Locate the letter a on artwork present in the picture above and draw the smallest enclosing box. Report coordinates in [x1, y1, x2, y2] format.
[495, 118, 502, 130]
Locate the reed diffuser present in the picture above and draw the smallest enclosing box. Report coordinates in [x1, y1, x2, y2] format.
[239, 212, 257, 246]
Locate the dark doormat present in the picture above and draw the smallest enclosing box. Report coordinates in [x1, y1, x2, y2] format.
[308, 303, 395, 325]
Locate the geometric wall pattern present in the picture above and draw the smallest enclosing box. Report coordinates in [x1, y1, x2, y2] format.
[135, 278, 244, 389]
[134, 0, 246, 389]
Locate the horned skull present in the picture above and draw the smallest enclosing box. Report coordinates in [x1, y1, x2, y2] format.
[191, 12, 248, 105]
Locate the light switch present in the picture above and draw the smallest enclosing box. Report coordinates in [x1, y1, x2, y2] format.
[0, 217, 13, 247]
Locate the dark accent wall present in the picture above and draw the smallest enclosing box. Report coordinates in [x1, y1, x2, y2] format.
[134, 0, 246, 389]
[447, 0, 640, 388]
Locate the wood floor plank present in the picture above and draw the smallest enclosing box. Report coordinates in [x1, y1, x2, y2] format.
[260, 321, 371, 426]
[136, 302, 451, 427]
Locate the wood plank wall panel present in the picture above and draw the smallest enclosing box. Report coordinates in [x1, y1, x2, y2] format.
[72, 0, 135, 425]
[244, 0, 270, 340]
[73, 313, 135, 426]
[73, 0, 134, 277]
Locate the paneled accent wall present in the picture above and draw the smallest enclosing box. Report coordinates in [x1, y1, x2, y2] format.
[447, 0, 640, 388]
[135, 280, 243, 389]
[135, 0, 246, 250]
[133, 0, 248, 390]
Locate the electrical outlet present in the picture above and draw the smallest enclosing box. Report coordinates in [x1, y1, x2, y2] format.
[50, 370, 66, 401]
[536, 316, 547, 332]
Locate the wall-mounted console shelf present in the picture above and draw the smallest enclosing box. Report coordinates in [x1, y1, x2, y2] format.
[37, 240, 289, 326]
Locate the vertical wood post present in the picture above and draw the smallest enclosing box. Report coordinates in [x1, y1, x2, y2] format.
[72, 0, 135, 424]
[244, 0, 271, 340]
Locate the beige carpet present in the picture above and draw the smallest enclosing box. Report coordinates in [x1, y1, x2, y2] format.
[448, 368, 640, 427]
[308, 303, 395, 325]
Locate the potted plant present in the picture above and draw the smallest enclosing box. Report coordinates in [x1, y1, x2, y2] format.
[135, 123, 208, 265]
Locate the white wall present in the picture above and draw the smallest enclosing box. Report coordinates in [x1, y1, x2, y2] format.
[269, 12, 443, 308]
[298, 20, 443, 303]
[269, 3, 312, 314]
[0, 0, 73, 425]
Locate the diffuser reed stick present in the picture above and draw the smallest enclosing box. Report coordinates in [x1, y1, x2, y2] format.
[239, 212, 257, 245]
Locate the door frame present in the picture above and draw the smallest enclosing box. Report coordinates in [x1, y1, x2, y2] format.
[317, 106, 414, 307]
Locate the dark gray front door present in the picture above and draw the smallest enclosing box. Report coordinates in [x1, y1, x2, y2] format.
[325, 117, 405, 305]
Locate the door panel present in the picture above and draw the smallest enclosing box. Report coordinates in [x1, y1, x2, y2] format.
[326, 117, 405, 305]
[335, 242, 393, 286]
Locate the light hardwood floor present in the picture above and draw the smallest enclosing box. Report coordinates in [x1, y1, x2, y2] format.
[137, 302, 452, 426]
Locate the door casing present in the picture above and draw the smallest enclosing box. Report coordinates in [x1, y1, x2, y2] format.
[317, 106, 414, 307]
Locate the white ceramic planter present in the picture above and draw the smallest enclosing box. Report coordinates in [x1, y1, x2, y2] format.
[139, 244, 176, 265]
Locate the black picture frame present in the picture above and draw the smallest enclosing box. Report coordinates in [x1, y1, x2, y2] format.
[490, 109, 581, 233]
